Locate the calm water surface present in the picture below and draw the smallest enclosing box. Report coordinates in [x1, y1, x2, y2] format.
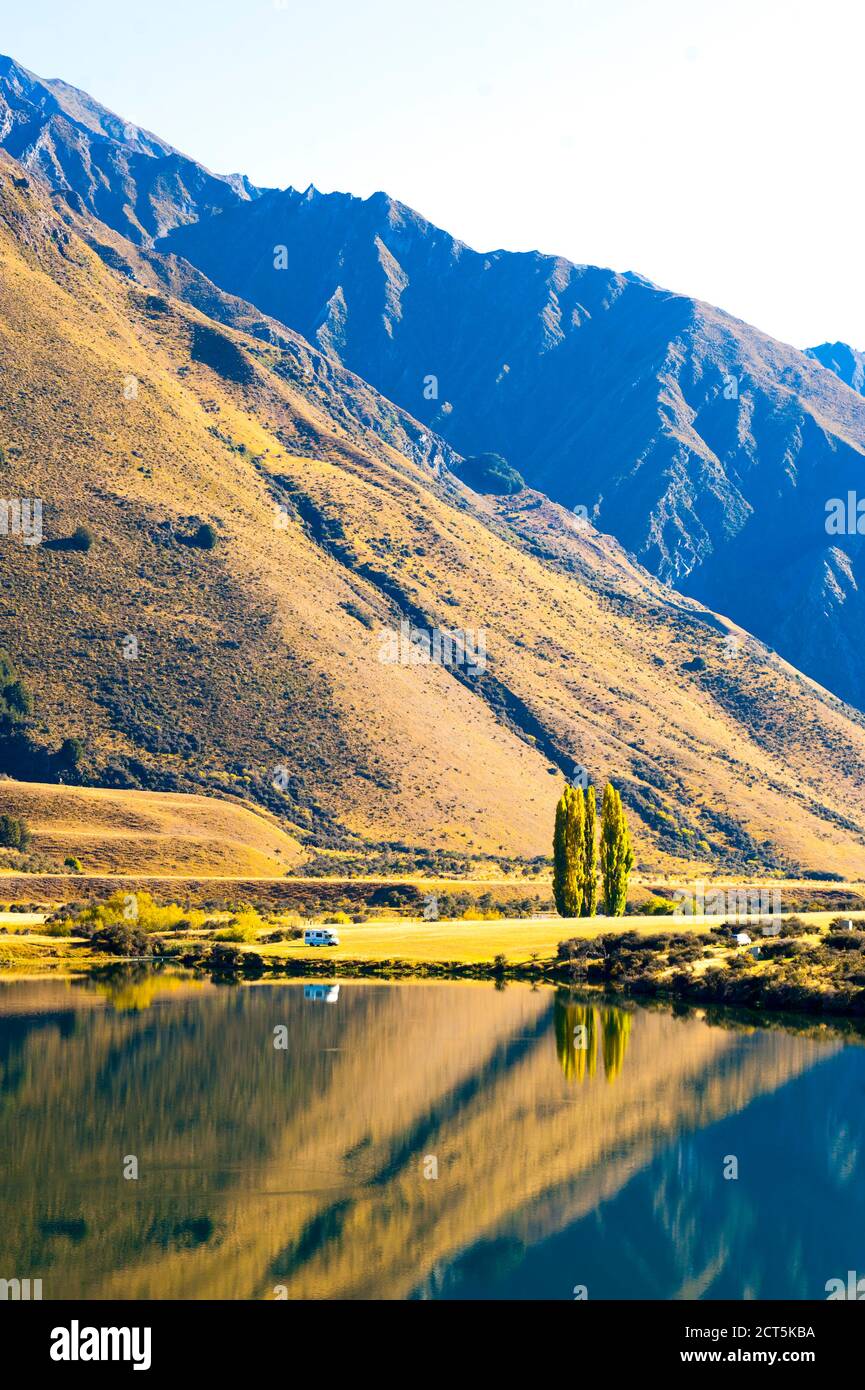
[1, 970, 863, 1300]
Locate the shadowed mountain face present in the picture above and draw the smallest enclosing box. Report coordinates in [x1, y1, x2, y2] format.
[4, 55, 865, 708]
[806, 342, 865, 396]
[162, 189, 865, 709]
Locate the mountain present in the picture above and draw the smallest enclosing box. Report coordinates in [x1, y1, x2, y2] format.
[4, 65, 865, 871]
[806, 341, 865, 396]
[160, 190, 865, 711]
[0, 54, 255, 243]
[5, 55, 865, 709]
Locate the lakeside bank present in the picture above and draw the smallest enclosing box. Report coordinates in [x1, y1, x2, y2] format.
[6, 908, 865, 1019]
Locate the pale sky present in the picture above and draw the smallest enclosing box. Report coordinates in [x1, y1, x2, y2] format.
[1, 0, 861, 350]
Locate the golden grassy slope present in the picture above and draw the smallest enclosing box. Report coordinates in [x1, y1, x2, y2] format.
[0, 779, 303, 875]
[3, 154, 865, 871]
[0, 157, 556, 857]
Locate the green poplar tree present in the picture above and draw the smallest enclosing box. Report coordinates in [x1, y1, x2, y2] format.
[580, 784, 598, 916]
[553, 785, 584, 917]
[600, 783, 634, 916]
[567, 786, 585, 918]
[552, 789, 571, 917]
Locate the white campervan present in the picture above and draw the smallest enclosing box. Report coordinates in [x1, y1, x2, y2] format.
[303, 927, 340, 947]
[304, 984, 340, 1002]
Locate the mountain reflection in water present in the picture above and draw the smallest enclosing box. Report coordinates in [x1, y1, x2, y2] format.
[0, 971, 862, 1300]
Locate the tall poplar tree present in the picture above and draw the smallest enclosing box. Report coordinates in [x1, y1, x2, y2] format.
[552, 789, 570, 917]
[580, 784, 598, 916]
[553, 785, 584, 917]
[600, 783, 634, 916]
[568, 786, 585, 918]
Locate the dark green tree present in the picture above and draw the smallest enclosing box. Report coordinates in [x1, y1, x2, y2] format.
[580, 784, 598, 916]
[553, 785, 584, 917]
[0, 814, 31, 851]
[552, 790, 570, 916]
[70, 525, 93, 551]
[59, 736, 84, 769]
[600, 782, 634, 916]
[0, 650, 31, 727]
[192, 522, 218, 549]
[456, 453, 525, 496]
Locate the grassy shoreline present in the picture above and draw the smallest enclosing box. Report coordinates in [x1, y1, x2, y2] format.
[6, 907, 865, 1020]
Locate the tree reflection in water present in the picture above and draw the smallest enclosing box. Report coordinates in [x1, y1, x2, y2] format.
[554, 992, 633, 1083]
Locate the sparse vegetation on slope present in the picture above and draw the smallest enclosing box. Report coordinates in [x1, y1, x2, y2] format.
[3, 158, 865, 874]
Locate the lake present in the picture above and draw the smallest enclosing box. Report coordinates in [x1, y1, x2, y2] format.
[0, 970, 863, 1300]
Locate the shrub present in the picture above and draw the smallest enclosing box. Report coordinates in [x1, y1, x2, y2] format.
[369, 885, 421, 908]
[213, 906, 267, 943]
[90, 921, 153, 956]
[756, 939, 802, 960]
[210, 943, 242, 972]
[145, 294, 171, 316]
[645, 896, 679, 915]
[825, 932, 865, 952]
[190, 322, 254, 384]
[324, 911, 351, 925]
[45, 525, 93, 552]
[59, 737, 84, 768]
[74, 890, 207, 935]
[0, 814, 30, 850]
[180, 942, 211, 966]
[214, 924, 253, 943]
[455, 453, 525, 496]
[64, 856, 83, 872]
[780, 915, 807, 937]
[43, 920, 74, 937]
[190, 522, 217, 550]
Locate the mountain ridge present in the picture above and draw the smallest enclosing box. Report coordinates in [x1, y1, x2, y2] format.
[4, 65, 865, 871]
[17, 75, 843, 710]
[0, 54, 257, 243]
[805, 340, 865, 396]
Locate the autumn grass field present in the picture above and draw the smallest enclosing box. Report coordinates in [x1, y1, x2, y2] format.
[0, 780, 305, 876]
[2, 783, 865, 986]
[248, 910, 865, 966]
[5, 909, 863, 970]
